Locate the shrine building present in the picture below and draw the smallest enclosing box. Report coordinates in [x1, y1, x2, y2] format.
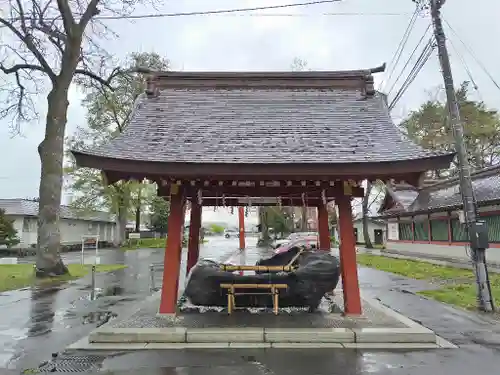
[72, 67, 454, 316]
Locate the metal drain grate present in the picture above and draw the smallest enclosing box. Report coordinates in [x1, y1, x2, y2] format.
[37, 355, 104, 373]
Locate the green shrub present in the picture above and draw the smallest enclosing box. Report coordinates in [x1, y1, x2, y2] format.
[122, 237, 166, 249]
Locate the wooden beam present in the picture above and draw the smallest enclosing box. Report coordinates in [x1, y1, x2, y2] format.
[158, 184, 364, 199]
[197, 198, 324, 206]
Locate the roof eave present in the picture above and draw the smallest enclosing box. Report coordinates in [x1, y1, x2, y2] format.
[378, 198, 500, 219]
[72, 150, 456, 185]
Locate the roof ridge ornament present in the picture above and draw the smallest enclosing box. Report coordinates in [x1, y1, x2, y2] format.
[145, 76, 159, 98]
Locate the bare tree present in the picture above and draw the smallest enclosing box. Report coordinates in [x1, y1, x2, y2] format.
[0, 1, 147, 277]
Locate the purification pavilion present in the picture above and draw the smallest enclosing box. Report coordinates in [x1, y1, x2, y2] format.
[72, 67, 454, 316]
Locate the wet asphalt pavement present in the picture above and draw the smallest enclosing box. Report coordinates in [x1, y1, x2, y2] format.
[0, 236, 242, 372]
[84, 257, 500, 375]
[4, 239, 500, 374]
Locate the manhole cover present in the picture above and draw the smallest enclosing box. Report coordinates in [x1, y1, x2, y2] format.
[37, 355, 104, 373]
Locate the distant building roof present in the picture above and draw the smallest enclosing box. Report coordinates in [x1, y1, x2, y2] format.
[379, 164, 500, 217]
[378, 182, 419, 216]
[72, 67, 454, 184]
[0, 199, 115, 223]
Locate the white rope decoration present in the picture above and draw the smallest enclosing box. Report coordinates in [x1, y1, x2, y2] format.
[197, 188, 203, 205]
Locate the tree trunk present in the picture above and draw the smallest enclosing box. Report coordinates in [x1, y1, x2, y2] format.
[257, 207, 270, 246]
[134, 187, 142, 232]
[134, 206, 140, 232]
[115, 205, 128, 246]
[300, 206, 308, 231]
[35, 87, 71, 277]
[362, 181, 374, 249]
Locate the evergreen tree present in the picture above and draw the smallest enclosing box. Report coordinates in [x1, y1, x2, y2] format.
[149, 197, 170, 236]
[0, 209, 20, 248]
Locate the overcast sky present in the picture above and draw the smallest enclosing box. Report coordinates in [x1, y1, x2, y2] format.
[1, 0, 499, 225]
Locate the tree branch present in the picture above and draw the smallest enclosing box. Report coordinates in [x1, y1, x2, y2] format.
[74, 67, 122, 89]
[101, 89, 124, 132]
[0, 5, 56, 81]
[0, 63, 46, 75]
[56, 0, 76, 37]
[79, 0, 100, 28]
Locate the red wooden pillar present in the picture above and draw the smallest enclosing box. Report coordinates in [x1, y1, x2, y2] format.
[317, 204, 330, 251]
[186, 201, 202, 275]
[238, 207, 246, 250]
[159, 187, 184, 315]
[337, 186, 362, 315]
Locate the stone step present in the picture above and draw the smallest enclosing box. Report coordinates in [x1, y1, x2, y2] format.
[89, 326, 437, 344]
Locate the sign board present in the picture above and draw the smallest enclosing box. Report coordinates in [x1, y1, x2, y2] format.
[129, 232, 141, 239]
[387, 222, 399, 241]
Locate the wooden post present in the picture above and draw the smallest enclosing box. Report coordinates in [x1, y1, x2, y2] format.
[411, 216, 415, 242]
[447, 211, 452, 244]
[159, 187, 184, 315]
[238, 207, 246, 250]
[186, 201, 202, 275]
[427, 214, 432, 242]
[337, 184, 362, 315]
[317, 204, 330, 251]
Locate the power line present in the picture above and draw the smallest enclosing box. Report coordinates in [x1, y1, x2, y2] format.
[389, 39, 434, 110]
[388, 37, 435, 111]
[380, 3, 421, 91]
[0, 11, 428, 31]
[447, 36, 482, 101]
[386, 23, 431, 96]
[96, 0, 340, 19]
[97, 11, 418, 19]
[1, 0, 341, 24]
[443, 18, 500, 94]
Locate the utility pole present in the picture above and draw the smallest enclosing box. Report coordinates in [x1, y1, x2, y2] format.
[429, 0, 494, 311]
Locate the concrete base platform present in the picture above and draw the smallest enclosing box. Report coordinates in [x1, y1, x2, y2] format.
[68, 337, 453, 350]
[67, 292, 457, 350]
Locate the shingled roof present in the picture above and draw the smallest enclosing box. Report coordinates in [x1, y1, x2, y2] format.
[72, 67, 454, 181]
[0, 199, 114, 223]
[378, 182, 419, 215]
[380, 165, 500, 217]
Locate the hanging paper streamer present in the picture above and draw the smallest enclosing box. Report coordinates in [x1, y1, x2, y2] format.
[222, 194, 226, 207]
[301, 192, 306, 207]
[321, 189, 326, 205]
[230, 206, 234, 215]
[197, 188, 203, 205]
[245, 205, 249, 217]
[277, 196, 282, 208]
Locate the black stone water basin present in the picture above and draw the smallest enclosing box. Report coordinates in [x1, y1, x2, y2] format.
[184, 249, 340, 311]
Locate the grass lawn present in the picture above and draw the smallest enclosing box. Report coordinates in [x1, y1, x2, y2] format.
[121, 237, 207, 251]
[121, 237, 167, 250]
[356, 253, 500, 311]
[0, 263, 127, 293]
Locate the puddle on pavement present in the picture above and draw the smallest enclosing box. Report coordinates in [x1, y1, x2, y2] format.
[360, 353, 406, 373]
[1, 243, 241, 371]
[82, 311, 117, 325]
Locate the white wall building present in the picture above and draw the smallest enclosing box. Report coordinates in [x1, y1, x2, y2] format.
[0, 199, 116, 249]
[352, 218, 386, 245]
